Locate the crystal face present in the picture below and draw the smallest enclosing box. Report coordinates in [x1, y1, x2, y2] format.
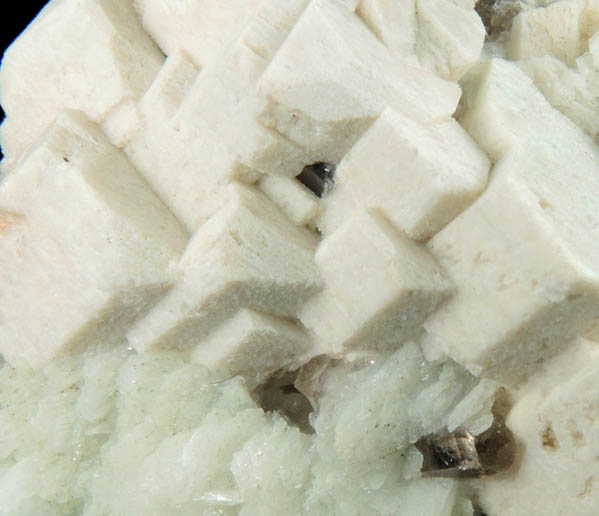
[417, 414, 516, 477]
[295, 162, 337, 198]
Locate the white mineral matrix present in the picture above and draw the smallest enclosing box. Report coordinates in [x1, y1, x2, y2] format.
[1, 1, 599, 514]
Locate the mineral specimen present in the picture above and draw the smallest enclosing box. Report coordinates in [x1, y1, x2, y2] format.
[1, 1, 599, 515]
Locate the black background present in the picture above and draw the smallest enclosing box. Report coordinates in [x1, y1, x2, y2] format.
[1, 2, 48, 54]
[1, 1, 49, 150]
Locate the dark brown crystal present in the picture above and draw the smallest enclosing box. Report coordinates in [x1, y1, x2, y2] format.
[416, 415, 516, 478]
[295, 162, 336, 198]
[475, 0, 526, 40]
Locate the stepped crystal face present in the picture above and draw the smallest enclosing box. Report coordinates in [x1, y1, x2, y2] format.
[1, 1, 599, 514]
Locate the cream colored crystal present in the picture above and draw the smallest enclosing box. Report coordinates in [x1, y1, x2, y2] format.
[257, 0, 461, 162]
[0, 111, 187, 369]
[423, 58, 599, 385]
[479, 338, 599, 516]
[191, 309, 310, 380]
[507, 0, 595, 65]
[319, 107, 490, 240]
[133, 0, 261, 67]
[415, 0, 486, 80]
[0, 0, 163, 172]
[127, 183, 320, 353]
[518, 30, 599, 143]
[300, 209, 452, 355]
[125, 19, 309, 231]
[259, 173, 322, 227]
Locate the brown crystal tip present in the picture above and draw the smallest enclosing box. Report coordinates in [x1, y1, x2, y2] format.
[416, 415, 516, 478]
[475, 0, 524, 41]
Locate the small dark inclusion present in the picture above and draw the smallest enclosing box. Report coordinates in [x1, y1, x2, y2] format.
[416, 414, 516, 478]
[296, 162, 336, 198]
[475, 0, 524, 40]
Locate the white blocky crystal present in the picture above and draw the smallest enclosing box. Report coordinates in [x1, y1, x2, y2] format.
[0, 111, 187, 368]
[356, 0, 419, 58]
[0, 0, 163, 172]
[173, 41, 306, 179]
[506, 0, 595, 66]
[423, 59, 599, 384]
[301, 209, 452, 355]
[415, 0, 486, 80]
[192, 309, 309, 381]
[133, 0, 261, 67]
[137, 49, 200, 125]
[518, 28, 599, 143]
[479, 338, 599, 515]
[126, 29, 309, 231]
[127, 183, 320, 353]
[423, 168, 599, 383]
[258, 0, 461, 163]
[259, 173, 321, 228]
[320, 107, 490, 240]
[357, 0, 484, 81]
[240, 0, 310, 62]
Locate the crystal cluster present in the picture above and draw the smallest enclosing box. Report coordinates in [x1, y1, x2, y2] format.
[1, 1, 599, 515]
